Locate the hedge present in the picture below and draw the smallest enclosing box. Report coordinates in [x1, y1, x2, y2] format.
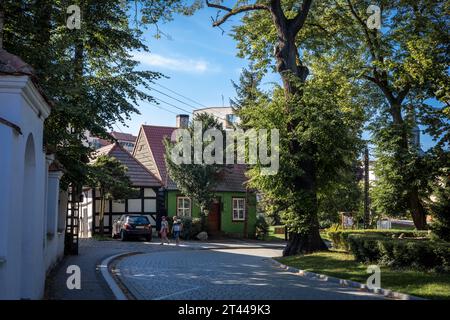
[327, 229, 429, 251]
[347, 234, 450, 271]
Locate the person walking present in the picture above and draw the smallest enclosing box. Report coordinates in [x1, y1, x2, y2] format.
[172, 217, 183, 246]
[160, 216, 170, 245]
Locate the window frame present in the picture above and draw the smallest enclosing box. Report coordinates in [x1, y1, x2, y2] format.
[176, 196, 192, 217]
[232, 197, 246, 221]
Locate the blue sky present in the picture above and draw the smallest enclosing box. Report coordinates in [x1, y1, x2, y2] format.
[116, 7, 269, 133]
[116, 6, 438, 152]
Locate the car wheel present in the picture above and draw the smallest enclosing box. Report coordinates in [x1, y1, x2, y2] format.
[120, 230, 127, 241]
[145, 234, 152, 242]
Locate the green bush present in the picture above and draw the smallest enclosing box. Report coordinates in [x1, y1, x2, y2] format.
[347, 234, 450, 271]
[255, 215, 269, 239]
[327, 229, 428, 251]
[179, 217, 202, 240]
[347, 235, 381, 262]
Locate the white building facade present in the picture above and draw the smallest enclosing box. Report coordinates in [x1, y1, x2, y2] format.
[0, 51, 65, 299]
[193, 107, 239, 129]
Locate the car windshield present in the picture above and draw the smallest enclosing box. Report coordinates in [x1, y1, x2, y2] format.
[127, 216, 149, 224]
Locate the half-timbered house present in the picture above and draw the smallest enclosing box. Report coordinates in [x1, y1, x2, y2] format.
[79, 143, 162, 236]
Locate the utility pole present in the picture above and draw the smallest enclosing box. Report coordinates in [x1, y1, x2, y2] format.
[364, 145, 370, 229]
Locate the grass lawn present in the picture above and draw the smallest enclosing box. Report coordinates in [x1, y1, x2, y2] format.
[265, 227, 331, 243]
[319, 230, 331, 242]
[276, 250, 450, 300]
[265, 226, 287, 241]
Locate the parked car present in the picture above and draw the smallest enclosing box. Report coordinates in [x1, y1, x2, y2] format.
[112, 215, 152, 241]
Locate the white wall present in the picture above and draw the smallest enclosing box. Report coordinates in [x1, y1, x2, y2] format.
[44, 170, 65, 272]
[0, 75, 60, 300]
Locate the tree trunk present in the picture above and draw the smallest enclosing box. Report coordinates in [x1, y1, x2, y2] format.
[34, 0, 52, 78]
[364, 146, 370, 228]
[284, 221, 328, 256]
[391, 103, 427, 229]
[271, 17, 326, 255]
[409, 187, 427, 230]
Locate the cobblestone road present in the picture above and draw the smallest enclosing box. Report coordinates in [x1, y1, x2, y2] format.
[115, 248, 388, 300]
[45, 238, 284, 299]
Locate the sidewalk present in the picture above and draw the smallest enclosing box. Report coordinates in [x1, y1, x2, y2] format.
[45, 240, 122, 299]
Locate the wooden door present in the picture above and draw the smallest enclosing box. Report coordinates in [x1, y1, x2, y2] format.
[208, 202, 221, 234]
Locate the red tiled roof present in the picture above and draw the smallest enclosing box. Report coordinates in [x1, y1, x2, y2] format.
[142, 125, 176, 185]
[0, 49, 34, 75]
[141, 125, 249, 192]
[92, 143, 161, 187]
[215, 164, 249, 192]
[0, 49, 54, 108]
[110, 131, 137, 142]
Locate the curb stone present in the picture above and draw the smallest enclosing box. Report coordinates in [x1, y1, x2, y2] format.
[268, 258, 425, 300]
[99, 252, 142, 300]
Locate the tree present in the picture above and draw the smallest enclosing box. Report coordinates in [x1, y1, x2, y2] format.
[293, 0, 449, 229]
[164, 112, 226, 231]
[317, 161, 362, 228]
[207, 0, 335, 255]
[88, 155, 134, 235]
[207, 0, 373, 254]
[235, 55, 365, 255]
[1, 0, 200, 189]
[430, 171, 450, 242]
[230, 64, 267, 128]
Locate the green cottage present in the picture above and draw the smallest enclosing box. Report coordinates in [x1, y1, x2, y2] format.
[132, 116, 257, 238]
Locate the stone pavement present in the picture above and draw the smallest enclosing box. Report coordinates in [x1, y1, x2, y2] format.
[114, 248, 389, 300]
[44, 238, 285, 300]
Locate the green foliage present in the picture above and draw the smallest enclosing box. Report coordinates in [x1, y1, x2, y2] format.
[239, 57, 365, 236]
[230, 65, 267, 129]
[2, 0, 199, 188]
[347, 235, 450, 271]
[431, 174, 450, 242]
[231, 0, 449, 228]
[303, 0, 449, 224]
[328, 229, 429, 251]
[255, 214, 269, 240]
[164, 113, 226, 229]
[179, 216, 202, 240]
[88, 154, 134, 233]
[88, 155, 134, 200]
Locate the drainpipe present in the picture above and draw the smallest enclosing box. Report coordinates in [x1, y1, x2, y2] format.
[244, 187, 248, 239]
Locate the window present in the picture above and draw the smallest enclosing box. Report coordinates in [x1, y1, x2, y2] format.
[177, 197, 191, 217]
[127, 216, 150, 225]
[232, 198, 246, 221]
[225, 114, 239, 128]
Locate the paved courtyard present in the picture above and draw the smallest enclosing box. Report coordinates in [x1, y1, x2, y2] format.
[114, 247, 389, 300]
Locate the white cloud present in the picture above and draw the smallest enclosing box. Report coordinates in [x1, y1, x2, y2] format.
[132, 51, 221, 74]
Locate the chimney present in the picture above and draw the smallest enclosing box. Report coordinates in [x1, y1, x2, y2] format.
[176, 114, 189, 129]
